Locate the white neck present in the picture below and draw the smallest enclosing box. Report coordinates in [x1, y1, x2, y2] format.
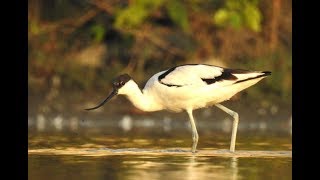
[118, 80, 162, 112]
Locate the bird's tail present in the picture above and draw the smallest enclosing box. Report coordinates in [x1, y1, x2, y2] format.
[233, 71, 271, 84]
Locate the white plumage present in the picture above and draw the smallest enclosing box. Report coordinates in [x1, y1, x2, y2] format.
[86, 64, 271, 153]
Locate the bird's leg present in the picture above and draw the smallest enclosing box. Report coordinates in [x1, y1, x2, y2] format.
[186, 109, 199, 153]
[215, 104, 239, 153]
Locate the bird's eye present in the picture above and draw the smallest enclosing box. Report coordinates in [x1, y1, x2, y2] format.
[120, 81, 125, 86]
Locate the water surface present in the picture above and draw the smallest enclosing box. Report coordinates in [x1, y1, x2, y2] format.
[28, 114, 291, 180]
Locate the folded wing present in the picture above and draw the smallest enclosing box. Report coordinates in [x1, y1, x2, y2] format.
[158, 64, 270, 88]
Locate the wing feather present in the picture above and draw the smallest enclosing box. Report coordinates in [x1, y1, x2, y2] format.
[158, 64, 224, 87]
[157, 64, 268, 88]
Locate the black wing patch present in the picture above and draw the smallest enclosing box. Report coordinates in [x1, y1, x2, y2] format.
[201, 69, 239, 85]
[158, 66, 176, 81]
[234, 71, 271, 84]
[160, 83, 182, 87]
[158, 66, 183, 87]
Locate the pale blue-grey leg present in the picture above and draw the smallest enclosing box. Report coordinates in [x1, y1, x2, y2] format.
[186, 109, 199, 153]
[215, 104, 239, 152]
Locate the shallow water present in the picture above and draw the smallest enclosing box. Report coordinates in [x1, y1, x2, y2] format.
[29, 154, 291, 180]
[28, 114, 291, 180]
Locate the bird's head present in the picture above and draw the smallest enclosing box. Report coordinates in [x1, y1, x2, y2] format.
[85, 74, 132, 111]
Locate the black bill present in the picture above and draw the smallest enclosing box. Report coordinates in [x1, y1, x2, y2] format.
[85, 89, 118, 111]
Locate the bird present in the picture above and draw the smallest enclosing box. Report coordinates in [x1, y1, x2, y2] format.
[85, 64, 271, 153]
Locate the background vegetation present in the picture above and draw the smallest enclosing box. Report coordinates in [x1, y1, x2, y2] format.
[28, 0, 291, 115]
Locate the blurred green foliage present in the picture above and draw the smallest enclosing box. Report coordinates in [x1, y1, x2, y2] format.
[115, 0, 189, 31]
[165, 1, 189, 31]
[28, 0, 292, 106]
[90, 24, 106, 42]
[213, 0, 262, 32]
[115, 0, 164, 29]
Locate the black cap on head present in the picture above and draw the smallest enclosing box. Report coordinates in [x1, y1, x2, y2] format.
[112, 74, 132, 89]
[85, 73, 131, 111]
